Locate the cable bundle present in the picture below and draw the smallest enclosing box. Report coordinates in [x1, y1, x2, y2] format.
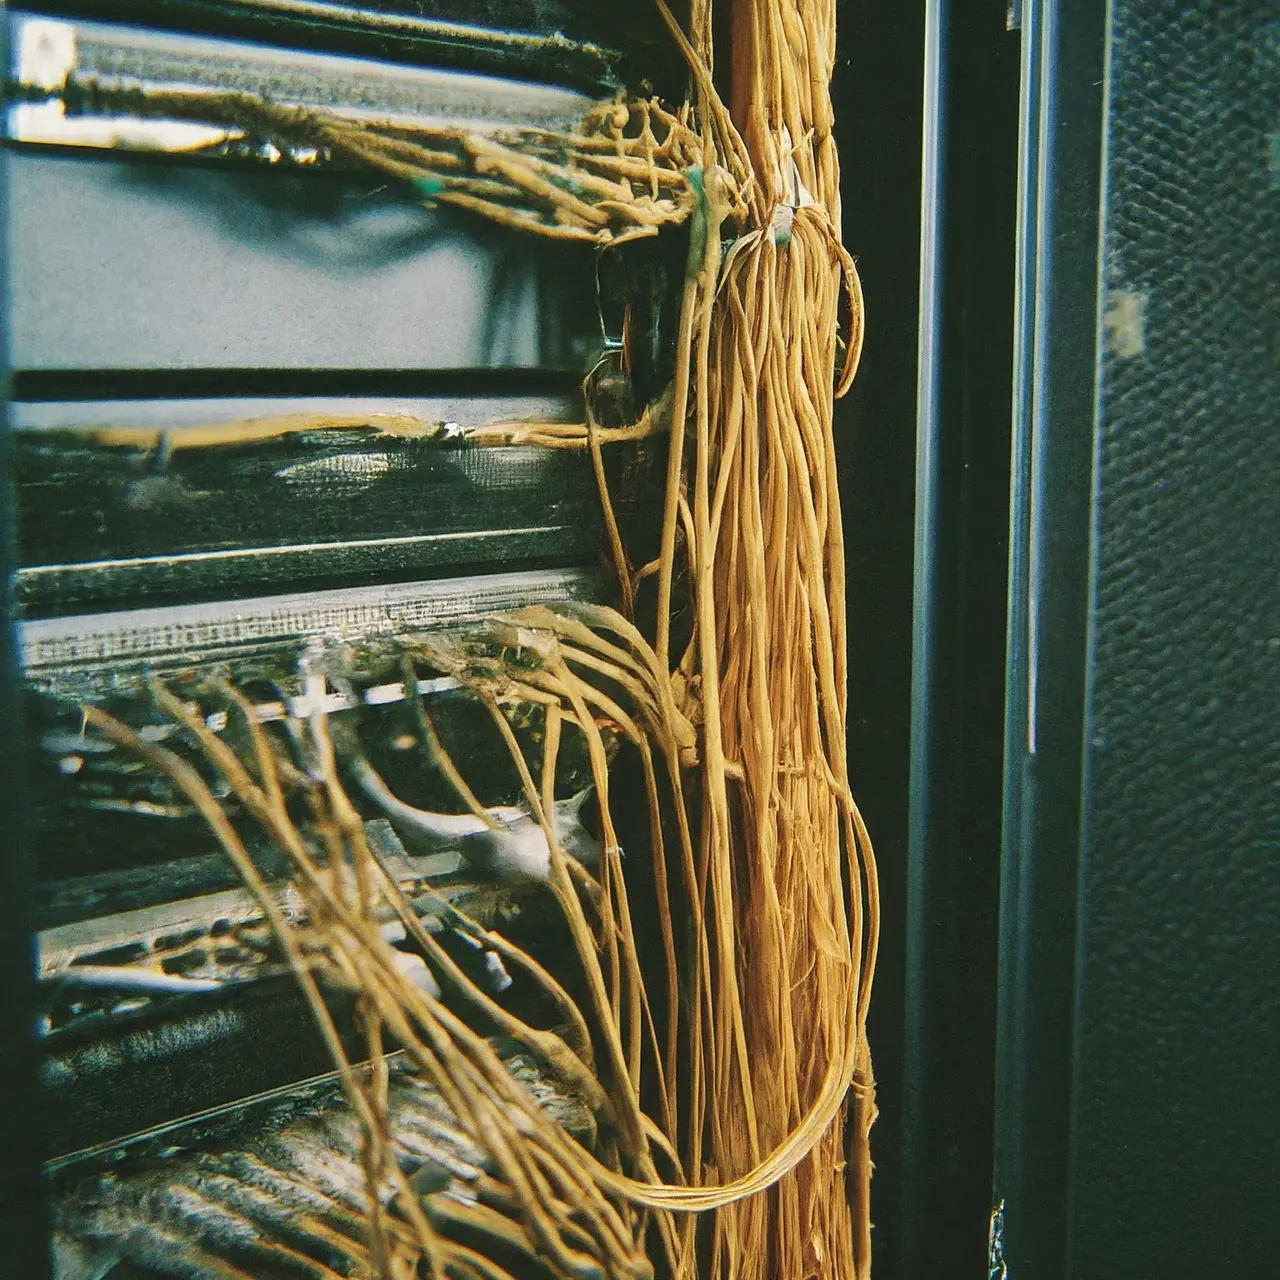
[54, 2, 879, 1275]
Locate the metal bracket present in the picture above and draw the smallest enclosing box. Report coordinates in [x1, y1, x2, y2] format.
[988, 1199, 1009, 1279]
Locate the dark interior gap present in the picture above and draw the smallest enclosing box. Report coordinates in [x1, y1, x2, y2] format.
[10, 366, 585, 403]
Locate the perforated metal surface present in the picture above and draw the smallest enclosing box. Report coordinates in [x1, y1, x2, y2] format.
[1071, 2, 1280, 1272]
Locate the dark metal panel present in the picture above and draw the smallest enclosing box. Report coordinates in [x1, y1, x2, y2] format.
[902, 2, 1019, 1275]
[1067, 2, 1280, 1273]
[996, 0, 1280, 1275]
[39, 981, 345, 1156]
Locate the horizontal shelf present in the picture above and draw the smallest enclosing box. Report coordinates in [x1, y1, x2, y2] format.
[12, 393, 612, 611]
[20, 563, 608, 683]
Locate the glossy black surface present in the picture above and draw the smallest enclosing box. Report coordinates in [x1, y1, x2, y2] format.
[993, 0, 1108, 1273]
[905, 1, 1020, 1276]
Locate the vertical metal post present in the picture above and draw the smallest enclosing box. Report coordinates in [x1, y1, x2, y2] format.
[0, 6, 51, 1266]
[907, 1, 1021, 1275]
[993, 0, 1108, 1274]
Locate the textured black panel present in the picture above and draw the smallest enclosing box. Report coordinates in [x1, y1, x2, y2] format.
[1071, 2, 1280, 1274]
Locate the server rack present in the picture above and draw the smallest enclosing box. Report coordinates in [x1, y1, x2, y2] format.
[3, 2, 1278, 1277]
